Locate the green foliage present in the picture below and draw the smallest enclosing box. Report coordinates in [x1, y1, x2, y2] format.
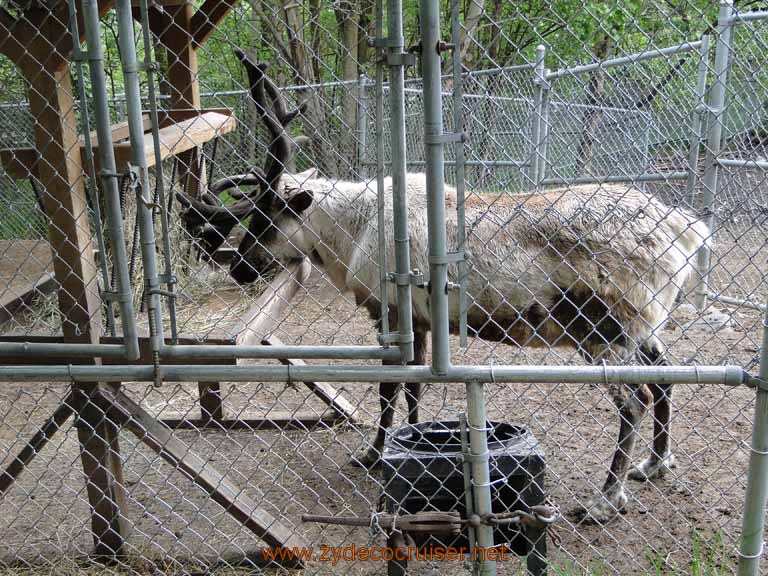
[0, 0, 734, 106]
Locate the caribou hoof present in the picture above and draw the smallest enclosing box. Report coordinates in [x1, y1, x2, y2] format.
[572, 490, 627, 525]
[351, 446, 382, 469]
[628, 453, 677, 482]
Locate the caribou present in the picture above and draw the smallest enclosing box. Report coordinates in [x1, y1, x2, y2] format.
[178, 49, 708, 524]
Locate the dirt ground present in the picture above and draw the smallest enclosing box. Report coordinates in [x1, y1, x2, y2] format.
[0, 250, 763, 576]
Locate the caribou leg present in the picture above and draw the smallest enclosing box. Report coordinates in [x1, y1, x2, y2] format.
[629, 341, 677, 481]
[353, 326, 426, 468]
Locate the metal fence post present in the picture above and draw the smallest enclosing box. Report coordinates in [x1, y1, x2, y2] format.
[466, 381, 497, 576]
[737, 312, 768, 575]
[115, 0, 165, 366]
[450, 0, 468, 347]
[695, 1, 733, 311]
[536, 63, 551, 186]
[356, 74, 369, 180]
[420, 0, 451, 374]
[528, 46, 546, 186]
[375, 0, 390, 338]
[387, 0, 415, 363]
[686, 34, 712, 208]
[80, 0, 139, 359]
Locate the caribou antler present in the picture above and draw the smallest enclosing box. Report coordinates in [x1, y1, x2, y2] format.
[176, 49, 307, 260]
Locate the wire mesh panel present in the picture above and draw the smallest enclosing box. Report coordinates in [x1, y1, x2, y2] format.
[1, 1, 768, 576]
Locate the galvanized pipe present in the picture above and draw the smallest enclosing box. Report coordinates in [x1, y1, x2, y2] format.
[466, 381, 496, 576]
[387, 0, 415, 363]
[728, 10, 768, 23]
[718, 158, 768, 170]
[0, 364, 747, 386]
[0, 342, 402, 361]
[450, 0, 468, 347]
[115, 0, 165, 358]
[420, 0, 451, 374]
[67, 0, 116, 337]
[536, 67, 552, 183]
[137, 0, 178, 342]
[0, 343, 129, 359]
[79, 0, 140, 359]
[375, 0, 389, 338]
[708, 292, 767, 313]
[161, 344, 401, 361]
[695, 0, 734, 311]
[685, 35, 712, 205]
[546, 40, 704, 80]
[737, 306, 768, 575]
[539, 172, 690, 186]
[527, 45, 546, 186]
[365, 160, 531, 168]
[356, 74, 369, 179]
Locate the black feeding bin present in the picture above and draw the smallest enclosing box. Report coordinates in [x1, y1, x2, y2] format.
[382, 420, 547, 575]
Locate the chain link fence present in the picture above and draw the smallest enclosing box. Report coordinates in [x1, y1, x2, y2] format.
[1, 0, 768, 575]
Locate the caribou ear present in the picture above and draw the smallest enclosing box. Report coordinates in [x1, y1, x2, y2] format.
[283, 168, 318, 192]
[285, 189, 314, 215]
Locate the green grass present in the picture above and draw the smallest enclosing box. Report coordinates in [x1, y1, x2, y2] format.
[543, 529, 731, 575]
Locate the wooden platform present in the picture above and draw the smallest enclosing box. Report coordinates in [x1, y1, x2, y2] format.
[0, 240, 55, 325]
[0, 109, 236, 179]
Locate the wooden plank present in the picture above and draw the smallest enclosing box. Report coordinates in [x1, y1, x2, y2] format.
[263, 335, 360, 423]
[73, 384, 130, 557]
[191, 0, 239, 47]
[96, 388, 308, 559]
[112, 112, 236, 170]
[198, 382, 224, 423]
[161, 3, 205, 200]
[1, 110, 229, 179]
[11, 4, 125, 558]
[0, 240, 56, 326]
[161, 413, 344, 431]
[234, 259, 312, 347]
[0, 393, 75, 497]
[164, 107, 232, 123]
[80, 114, 151, 146]
[0, 148, 37, 179]
[0, 335, 236, 366]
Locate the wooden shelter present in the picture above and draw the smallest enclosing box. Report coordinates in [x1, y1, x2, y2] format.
[0, 0, 355, 563]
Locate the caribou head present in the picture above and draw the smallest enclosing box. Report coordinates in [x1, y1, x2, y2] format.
[177, 48, 311, 284]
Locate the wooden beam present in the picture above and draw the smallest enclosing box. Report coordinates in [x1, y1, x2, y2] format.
[0, 239, 56, 327]
[14, 5, 129, 559]
[234, 260, 312, 346]
[25, 61, 102, 339]
[1, 110, 232, 179]
[191, 0, 239, 47]
[96, 388, 308, 560]
[161, 2, 206, 200]
[161, 413, 345, 431]
[112, 111, 236, 170]
[263, 336, 360, 423]
[73, 384, 130, 557]
[81, 113, 151, 146]
[198, 382, 224, 423]
[0, 393, 75, 497]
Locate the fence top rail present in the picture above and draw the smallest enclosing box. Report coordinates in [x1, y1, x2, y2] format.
[546, 40, 704, 81]
[728, 10, 768, 23]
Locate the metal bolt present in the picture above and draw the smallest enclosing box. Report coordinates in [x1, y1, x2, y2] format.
[437, 41, 455, 53]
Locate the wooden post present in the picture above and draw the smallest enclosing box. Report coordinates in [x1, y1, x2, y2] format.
[159, 3, 206, 199]
[7, 4, 130, 557]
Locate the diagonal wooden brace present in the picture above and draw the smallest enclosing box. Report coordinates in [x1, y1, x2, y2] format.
[0, 392, 75, 497]
[92, 388, 308, 564]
